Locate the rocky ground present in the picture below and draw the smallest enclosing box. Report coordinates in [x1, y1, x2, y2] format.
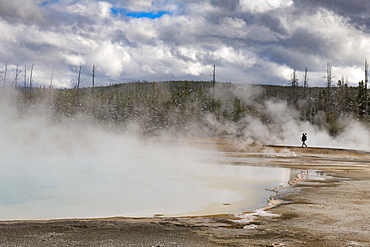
[1, 144, 370, 247]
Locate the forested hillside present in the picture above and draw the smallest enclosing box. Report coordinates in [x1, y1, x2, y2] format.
[5, 80, 368, 141]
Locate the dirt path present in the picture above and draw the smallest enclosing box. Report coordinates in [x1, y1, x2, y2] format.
[1, 145, 370, 246]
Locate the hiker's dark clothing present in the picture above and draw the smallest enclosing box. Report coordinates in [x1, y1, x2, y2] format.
[301, 133, 307, 147]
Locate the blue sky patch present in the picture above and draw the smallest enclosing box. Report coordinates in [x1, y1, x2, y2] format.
[111, 7, 171, 19]
[40, 0, 58, 6]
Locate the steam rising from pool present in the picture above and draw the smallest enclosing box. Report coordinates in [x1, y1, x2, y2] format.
[0, 129, 292, 219]
[3, 81, 370, 220]
[0, 105, 292, 220]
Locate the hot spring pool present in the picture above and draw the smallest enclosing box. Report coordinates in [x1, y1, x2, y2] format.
[0, 135, 296, 220]
[0, 156, 295, 220]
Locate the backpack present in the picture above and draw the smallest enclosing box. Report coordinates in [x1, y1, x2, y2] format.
[302, 134, 307, 142]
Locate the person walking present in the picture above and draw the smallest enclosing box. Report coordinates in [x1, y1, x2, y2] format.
[301, 133, 307, 147]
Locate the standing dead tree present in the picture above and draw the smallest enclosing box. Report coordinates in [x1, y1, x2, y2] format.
[49, 67, 53, 89]
[302, 68, 312, 121]
[337, 75, 346, 116]
[11, 64, 21, 88]
[29, 63, 34, 100]
[23, 64, 27, 89]
[290, 69, 299, 105]
[91, 64, 96, 114]
[2, 62, 7, 91]
[76, 65, 82, 108]
[326, 62, 333, 113]
[212, 64, 216, 100]
[365, 59, 369, 120]
[77, 66, 82, 89]
[303, 67, 308, 96]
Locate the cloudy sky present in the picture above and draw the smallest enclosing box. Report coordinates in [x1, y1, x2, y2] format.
[0, 0, 370, 88]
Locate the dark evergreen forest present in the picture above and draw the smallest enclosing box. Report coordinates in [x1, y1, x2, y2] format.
[6, 79, 369, 139]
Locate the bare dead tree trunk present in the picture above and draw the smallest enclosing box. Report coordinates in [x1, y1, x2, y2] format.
[303, 67, 308, 96]
[76, 65, 82, 108]
[91, 64, 95, 114]
[92, 64, 95, 93]
[365, 59, 368, 120]
[12, 64, 20, 88]
[49, 67, 53, 89]
[290, 69, 298, 105]
[77, 66, 81, 89]
[326, 62, 332, 113]
[24, 64, 27, 89]
[212, 64, 216, 100]
[302, 68, 311, 120]
[339, 75, 345, 116]
[29, 63, 34, 100]
[2, 62, 7, 91]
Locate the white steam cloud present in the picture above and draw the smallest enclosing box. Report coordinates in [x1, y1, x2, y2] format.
[0, 83, 369, 220]
[208, 84, 370, 150]
[0, 90, 292, 220]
